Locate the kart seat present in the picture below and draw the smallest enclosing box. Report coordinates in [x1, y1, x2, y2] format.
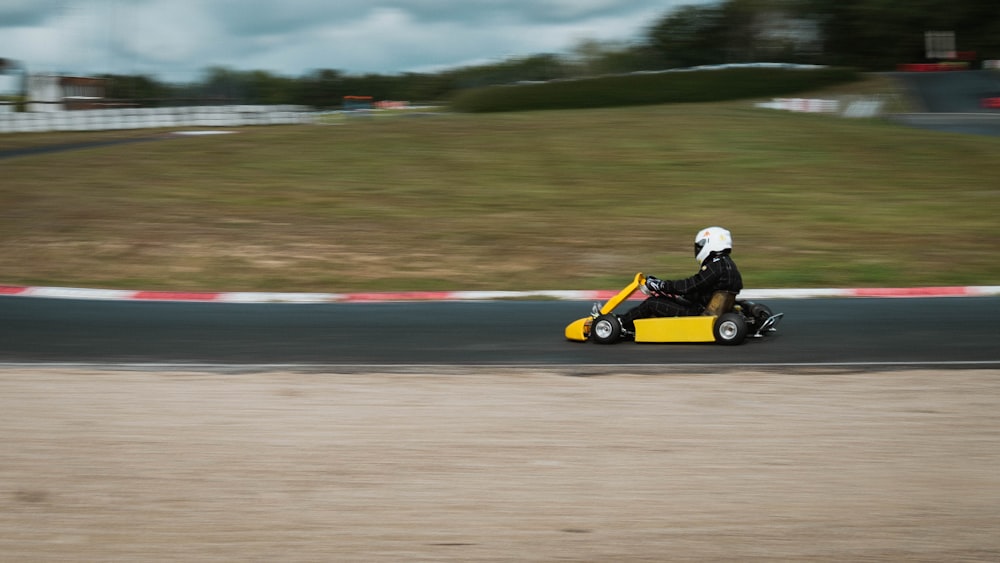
[702, 291, 737, 317]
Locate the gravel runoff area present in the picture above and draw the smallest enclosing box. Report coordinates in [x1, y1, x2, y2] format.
[2, 367, 999, 562]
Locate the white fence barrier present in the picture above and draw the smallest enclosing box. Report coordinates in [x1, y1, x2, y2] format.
[755, 98, 840, 113]
[755, 97, 886, 118]
[841, 100, 884, 118]
[0, 105, 315, 133]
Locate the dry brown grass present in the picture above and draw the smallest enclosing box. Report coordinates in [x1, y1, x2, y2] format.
[2, 90, 998, 292]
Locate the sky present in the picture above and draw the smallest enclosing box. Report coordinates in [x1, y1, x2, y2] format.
[0, 0, 705, 85]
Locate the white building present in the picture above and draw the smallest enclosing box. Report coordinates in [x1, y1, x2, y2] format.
[28, 74, 106, 112]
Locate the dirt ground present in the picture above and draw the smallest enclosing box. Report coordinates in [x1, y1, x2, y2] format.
[2, 368, 999, 562]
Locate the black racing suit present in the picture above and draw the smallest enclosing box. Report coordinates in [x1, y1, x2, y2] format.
[618, 252, 743, 331]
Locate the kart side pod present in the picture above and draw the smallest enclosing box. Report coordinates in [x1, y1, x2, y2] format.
[633, 316, 719, 343]
[565, 313, 731, 343]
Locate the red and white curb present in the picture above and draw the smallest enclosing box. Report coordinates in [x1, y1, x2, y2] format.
[2, 284, 998, 303]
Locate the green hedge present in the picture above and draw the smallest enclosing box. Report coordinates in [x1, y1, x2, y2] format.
[450, 67, 860, 112]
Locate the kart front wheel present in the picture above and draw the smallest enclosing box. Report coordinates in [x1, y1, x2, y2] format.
[714, 312, 748, 345]
[590, 314, 622, 344]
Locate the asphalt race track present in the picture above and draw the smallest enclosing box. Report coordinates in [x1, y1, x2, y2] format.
[889, 70, 1000, 137]
[891, 70, 1000, 113]
[2, 296, 998, 368]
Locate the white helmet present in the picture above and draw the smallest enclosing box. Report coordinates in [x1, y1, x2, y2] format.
[694, 226, 733, 262]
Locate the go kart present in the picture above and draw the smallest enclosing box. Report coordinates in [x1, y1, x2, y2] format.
[565, 273, 783, 345]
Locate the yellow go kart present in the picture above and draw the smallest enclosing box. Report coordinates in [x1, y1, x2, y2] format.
[565, 273, 782, 345]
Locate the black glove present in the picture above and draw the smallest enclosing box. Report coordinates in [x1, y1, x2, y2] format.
[645, 276, 668, 295]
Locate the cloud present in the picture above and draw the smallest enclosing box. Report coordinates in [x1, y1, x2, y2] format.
[0, 0, 699, 83]
[0, 0, 67, 27]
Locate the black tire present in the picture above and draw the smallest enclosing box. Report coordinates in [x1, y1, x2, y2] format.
[590, 314, 622, 344]
[714, 312, 748, 345]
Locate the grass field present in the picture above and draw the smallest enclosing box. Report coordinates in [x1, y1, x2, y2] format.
[1, 77, 998, 293]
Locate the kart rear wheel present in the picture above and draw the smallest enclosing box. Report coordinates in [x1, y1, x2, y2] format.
[590, 314, 622, 344]
[714, 312, 748, 345]
[749, 303, 773, 325]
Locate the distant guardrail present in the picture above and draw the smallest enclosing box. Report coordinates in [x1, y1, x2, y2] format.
[896, 62, 970, 72]
[0, 105, 315, 133]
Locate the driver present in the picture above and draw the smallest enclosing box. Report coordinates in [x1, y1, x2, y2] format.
[616, 226, 743, 336]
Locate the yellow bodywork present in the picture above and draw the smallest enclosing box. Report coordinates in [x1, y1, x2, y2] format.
[564, 317, 592, 341]
[565, 272, 720, 343]
[633, 316, 716, 343]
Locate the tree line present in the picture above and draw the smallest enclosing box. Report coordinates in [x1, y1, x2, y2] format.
[101, 0, 999, 108]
